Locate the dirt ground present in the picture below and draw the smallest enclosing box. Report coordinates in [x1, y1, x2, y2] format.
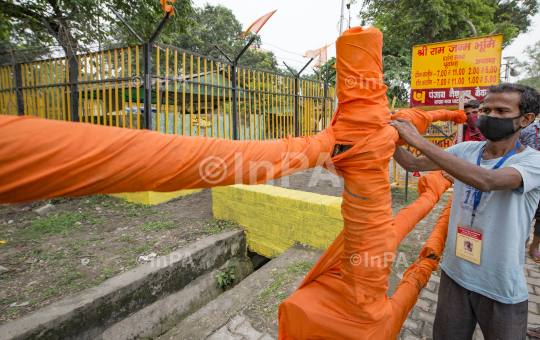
[0, 189, 224, 324]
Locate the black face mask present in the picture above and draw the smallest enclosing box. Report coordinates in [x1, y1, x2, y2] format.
[474, 114, 522, 141]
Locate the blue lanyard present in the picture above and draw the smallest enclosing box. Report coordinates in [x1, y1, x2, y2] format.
[471, 141, 521, 226]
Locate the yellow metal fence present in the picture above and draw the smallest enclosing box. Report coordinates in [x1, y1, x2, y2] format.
[0, 65, 16, 116]
[1, 44, 336, 140]
[150, 43, 335, 139]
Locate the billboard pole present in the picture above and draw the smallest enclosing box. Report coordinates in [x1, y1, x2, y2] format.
[456, 91, 464, 143]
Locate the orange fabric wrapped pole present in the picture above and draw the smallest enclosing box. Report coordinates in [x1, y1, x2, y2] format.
[278, 25, 451, 339]
[278, 173, 452, 339]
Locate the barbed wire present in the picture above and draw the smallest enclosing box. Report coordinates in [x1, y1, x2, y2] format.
[261, 41, 304, 57]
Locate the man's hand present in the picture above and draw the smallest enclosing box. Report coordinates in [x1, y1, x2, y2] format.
[442, 171, 455, 184]
[388, 117, 424, 147]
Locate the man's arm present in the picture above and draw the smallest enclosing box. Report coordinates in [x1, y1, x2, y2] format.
[393, 145, 441, 172]
[389, 118, 523, 192]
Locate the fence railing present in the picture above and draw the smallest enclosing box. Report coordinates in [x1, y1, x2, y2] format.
[0, 66, 15, 116]
[0, 42, 335, 141]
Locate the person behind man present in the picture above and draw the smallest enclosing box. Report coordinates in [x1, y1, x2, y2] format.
[520, 118, 540, 263]
[452, 100, 485, 144]
[389, 83, 540, 339]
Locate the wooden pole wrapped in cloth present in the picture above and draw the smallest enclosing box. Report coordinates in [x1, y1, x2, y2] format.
[278, 26, 459, 339]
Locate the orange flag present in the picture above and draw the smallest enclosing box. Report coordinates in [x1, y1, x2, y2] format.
[161, 0, 176, 16]
[304, 45, 328, 59]
[311, 46, 328, 68]
[238, 10, 277, 38]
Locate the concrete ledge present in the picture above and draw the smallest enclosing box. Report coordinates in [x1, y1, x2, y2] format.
[100, 255, 253, 340]
[0, 229, 245, 340]
[158, 244, 324, 340]
[212, 185, 343, 258]
[110, 189, 202, 205]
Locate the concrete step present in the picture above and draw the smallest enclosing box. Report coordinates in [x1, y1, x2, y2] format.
[157, 244, 324, 340]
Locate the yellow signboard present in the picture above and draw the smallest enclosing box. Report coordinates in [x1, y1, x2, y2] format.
[410, 34, 503, 106]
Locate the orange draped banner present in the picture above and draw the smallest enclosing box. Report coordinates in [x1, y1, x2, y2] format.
[0, 25, 467, 340]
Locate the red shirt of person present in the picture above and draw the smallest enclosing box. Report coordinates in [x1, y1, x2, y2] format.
[452, 100, 486, 144]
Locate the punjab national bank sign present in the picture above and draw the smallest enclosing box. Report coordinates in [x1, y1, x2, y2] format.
[410, 35, 503, 107]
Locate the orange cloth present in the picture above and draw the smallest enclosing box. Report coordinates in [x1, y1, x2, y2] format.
[430, 109, 467, 124]
[0, 115, 334, 203]
[390, 109, 467, 146]
[278, 174, 452, 339]
[278, 26, 452, 340]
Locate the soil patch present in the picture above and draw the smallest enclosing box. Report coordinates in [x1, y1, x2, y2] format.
[0, 189, 232, 325]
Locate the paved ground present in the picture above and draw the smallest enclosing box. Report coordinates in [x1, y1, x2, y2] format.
[265, 160, 396, 198]
[208, 314, 274, 340]
[397, 248, 540, 340]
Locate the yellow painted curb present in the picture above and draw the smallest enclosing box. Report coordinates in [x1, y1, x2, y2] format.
[212, 185, 343, 258]
[110, 189, 202, 205]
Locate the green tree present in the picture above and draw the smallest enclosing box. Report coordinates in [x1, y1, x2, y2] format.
[0, 0, 194, 63]
[356, 0, 540, 105]
[312, 57, 337, 86]
[517, 41, 540, 90]
[169, 4, 279, 72]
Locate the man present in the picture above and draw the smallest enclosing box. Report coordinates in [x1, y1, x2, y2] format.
[389, 83, 540, 339]
[520, 119, 540, 262]
[452, 100, 485, 144]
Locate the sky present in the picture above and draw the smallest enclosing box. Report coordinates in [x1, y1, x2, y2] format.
[192, 0, 540, 78]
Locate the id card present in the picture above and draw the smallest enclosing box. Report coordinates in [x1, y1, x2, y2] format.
[455, 223, 484, 265]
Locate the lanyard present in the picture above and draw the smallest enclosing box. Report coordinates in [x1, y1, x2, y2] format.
[471, 141, 521, 226]
[536, 127, 538, 150]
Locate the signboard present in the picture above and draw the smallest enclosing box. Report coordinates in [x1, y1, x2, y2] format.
[391, 135, 455, 192]
[410, 35, 503, 106]
[407, 136, 454, 157]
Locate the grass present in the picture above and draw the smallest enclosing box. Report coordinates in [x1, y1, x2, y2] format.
[162, 241, 180, 255]
[6, 307, 20, 315]
[132, 241, 157, 255]
[397, 244, 417, 252]
[202, 219, 235, 234]
[255, 261, 314, 318]
[123, 201, 159, 216]
[14, 212, 88, 240]
[57, 267, 85, 286]
[391, 187, 419, 205]
[99, 267, 115, 280]
[88, 217, 107, 225]
[125, 259, 137, 266]
[118, 234, 136, 243]
[121, 241, 158, 255]
[40, 287, 57, 300]
[127, 209, 141, 217]
[140, 221, 178, 231]
[0, 192, 218, 323]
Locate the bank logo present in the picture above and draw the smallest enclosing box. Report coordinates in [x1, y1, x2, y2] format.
[413, 91, 426, 103]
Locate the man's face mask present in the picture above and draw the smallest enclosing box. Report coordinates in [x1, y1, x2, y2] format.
[474, 114, 522, 141]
